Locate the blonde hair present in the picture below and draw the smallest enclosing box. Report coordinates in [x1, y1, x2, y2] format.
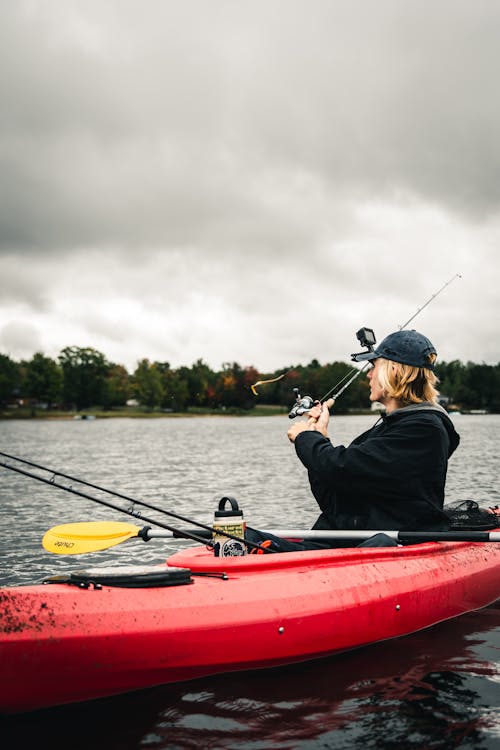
[376, 354, 439, 405]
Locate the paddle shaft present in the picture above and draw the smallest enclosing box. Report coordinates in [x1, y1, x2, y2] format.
[144, 527, 500, 543]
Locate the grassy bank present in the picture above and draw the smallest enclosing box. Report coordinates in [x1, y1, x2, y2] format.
[0, 404, 290, 419]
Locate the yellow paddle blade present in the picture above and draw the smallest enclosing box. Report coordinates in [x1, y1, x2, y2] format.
[42, 521, 141, 555]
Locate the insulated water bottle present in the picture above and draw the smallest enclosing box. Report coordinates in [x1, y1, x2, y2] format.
[212, 497, 247, 557]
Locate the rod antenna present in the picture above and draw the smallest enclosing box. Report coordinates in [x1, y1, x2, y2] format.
[398, 273, 461, 330]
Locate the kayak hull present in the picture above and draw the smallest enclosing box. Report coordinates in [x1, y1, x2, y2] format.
[1, 541, 499, 714]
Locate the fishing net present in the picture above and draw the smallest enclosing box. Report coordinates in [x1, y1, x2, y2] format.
[443, 500, 500, 530]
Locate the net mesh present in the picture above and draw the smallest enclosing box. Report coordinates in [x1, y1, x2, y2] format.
[443, 500, 500, 530]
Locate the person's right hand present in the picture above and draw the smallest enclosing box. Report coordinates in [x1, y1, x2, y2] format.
[306, 401, 322, 421]
[310, 398, 334, 436]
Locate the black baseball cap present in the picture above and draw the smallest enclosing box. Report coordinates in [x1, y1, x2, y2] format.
[352, 330, 437, 370]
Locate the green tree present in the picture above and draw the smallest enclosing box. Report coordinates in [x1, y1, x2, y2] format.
[0, 353, 21, 405]
[103, 364, 131, 408]
[155, 362, 189, 411]
[466, 363, 500, 411]
[436, 360, 466, 405]
[58, 346, 109, 410]
[313, 361, 363, 413]
[252, 366, 301, 406]
[215, 362, 259, 409]
[256, 360, 366, 412]
[178, 359, 216, 408]
[25, 353, 63, 406]
[133, 359, 164, 409]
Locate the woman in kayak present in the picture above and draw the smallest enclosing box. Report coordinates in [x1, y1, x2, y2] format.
[289, 327, 460, 537]
[248, 329, 460, 551]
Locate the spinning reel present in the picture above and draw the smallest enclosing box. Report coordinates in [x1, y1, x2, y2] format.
[288, 327, 376, 419]
[288, 390, 316, 419]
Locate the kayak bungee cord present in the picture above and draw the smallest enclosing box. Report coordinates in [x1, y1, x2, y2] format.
[0, 452, 275, 554]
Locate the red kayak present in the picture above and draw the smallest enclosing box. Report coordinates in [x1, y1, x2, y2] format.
[1, 538, 499, 714]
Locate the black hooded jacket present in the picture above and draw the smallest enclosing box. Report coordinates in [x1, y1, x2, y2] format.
[294, 403, 460, 531]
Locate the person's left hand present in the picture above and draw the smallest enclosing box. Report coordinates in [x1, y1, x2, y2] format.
[287, 420, 312, 442]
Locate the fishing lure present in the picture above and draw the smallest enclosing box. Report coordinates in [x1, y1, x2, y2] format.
[250, 372, 289, 396]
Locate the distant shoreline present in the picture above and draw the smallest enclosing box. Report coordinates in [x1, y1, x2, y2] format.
[0, 407, 492, 420]
[0, 406, 291, 420]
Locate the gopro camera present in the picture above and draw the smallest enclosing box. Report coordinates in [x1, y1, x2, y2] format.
[350, 327, 376, 361]
[356, 327, 376, 349]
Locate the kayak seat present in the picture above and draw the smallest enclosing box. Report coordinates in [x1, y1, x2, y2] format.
[245, 528, 399, 553]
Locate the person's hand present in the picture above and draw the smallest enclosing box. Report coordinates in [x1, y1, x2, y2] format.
[287, 399, 333, 442]
[306, 401, 322, 420]
[287, 420, 311, 442]
[314, 399, 334, 437]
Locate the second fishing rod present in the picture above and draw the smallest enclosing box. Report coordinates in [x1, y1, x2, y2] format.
[0, 452, 273, 555]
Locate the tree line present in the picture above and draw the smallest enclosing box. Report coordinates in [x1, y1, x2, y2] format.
[0, 346, 499, 413]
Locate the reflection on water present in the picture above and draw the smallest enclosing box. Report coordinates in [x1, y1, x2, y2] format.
[1, 415, 499, 748]
[133, 606, 500, 750]
[2, 604, 499, 749]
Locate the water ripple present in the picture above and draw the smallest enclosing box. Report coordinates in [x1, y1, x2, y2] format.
[1, 415, 499, 749]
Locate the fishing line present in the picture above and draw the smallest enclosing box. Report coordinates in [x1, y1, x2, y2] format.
[398, 273, 462, 330]
[318, 364, 370, 404]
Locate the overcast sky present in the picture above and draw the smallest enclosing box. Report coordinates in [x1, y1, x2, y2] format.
[1, 1, 499, 375]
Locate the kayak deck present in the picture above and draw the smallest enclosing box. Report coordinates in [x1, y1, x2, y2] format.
[1, 541, 499, 714]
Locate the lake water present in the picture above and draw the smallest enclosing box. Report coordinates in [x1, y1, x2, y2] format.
[1, 414, 499, 748]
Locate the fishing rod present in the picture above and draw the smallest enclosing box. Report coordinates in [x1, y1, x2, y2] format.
[289, 328, 375, 417]
[0, 452, 274, 554]
[289, 273, 462, 418]
[398, 273, 462, 330]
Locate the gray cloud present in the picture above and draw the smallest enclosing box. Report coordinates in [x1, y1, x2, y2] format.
[0, 255, 51, 310]
[0, 320, 42, 358]
[0, 2, 499, 371]
[1, 1, 500, 258]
